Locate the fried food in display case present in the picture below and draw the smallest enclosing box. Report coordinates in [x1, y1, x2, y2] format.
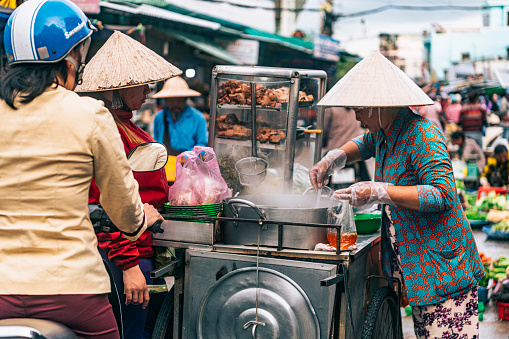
[217, 80, 314, 107]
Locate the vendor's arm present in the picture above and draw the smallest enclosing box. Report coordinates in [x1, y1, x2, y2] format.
[310, 141, 361, 189]
[386, 185, 419, 210]
[339, 140, 363, 164]
[403, 123, 458, 213]
[336, 123, 458, 212]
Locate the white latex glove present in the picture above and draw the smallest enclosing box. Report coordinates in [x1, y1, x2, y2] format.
[309, 149, 347, 189]
[334, 181, 393, 207]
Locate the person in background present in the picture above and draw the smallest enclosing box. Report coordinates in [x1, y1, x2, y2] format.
[445, 93, 462, 124]
[498, 89, 509, 121]
[76, 30, 181, 339]
[322, 107, 362, 156]
[310, 50, 484, 339]
[458, 89, 487, 148]
[0, 2, 161, 338]
[450, 131, 486, 174]
[488, 93, 501, 118]
[480, 144, 509, 188]
[152, 76, 208, 156]
[417, 93, 443, 134]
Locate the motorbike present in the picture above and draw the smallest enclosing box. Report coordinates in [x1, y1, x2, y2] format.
[0, 142, 168, 339]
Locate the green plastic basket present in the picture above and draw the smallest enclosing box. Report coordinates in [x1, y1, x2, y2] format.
[164, 202, 222, 223]
[354, 213, 382, 234]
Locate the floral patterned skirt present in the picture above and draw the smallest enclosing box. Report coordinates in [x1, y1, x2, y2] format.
[384, 206, 479, 339]
[412, 286, 478, 339]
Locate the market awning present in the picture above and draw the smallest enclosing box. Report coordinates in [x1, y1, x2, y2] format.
[103, 0, 314, 54]
[163, 29, 240, 65]
[99, 2, 221, 31]
[494, 67, 509, 89]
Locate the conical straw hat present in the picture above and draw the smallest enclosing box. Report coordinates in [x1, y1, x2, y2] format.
[318, 50, 433, 107]
[76, 31, 182, 92]
[151, 76, 201, 98]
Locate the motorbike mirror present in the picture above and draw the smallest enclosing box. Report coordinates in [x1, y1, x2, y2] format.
[127, 142, 168, 172]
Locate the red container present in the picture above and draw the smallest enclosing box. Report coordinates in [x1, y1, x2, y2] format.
[477, 187, 508, 200]
[497, 302, 509, 321]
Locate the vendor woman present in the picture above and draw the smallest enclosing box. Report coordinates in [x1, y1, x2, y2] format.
[310, 50, 484, 339]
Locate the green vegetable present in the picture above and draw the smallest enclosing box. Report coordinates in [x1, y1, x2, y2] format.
[465, 209, 486, 220]
[476, 192, 509, 211]
[495, 273, 507, 281]
[493, 220, 509, 231]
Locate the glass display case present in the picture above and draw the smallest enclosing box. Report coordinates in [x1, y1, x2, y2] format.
[209, 66, 327, 194]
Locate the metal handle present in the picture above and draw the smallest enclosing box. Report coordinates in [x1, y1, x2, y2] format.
[148, 220, 164, 234]
[320, 274, 344, 287]
[303, 185, 332, 197]
[250, 82, 257, 158]
[150, 259, 180, 278]
[227, 198, 267, 228]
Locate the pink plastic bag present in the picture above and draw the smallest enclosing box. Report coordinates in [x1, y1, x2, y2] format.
[168, 146, 231, 205]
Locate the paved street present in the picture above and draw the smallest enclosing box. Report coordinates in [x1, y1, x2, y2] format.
[402, 228, 509, 338]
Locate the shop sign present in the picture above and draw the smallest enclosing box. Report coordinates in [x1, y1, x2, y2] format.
[225, 39, 259, 65]
[313, 34, 340, 62]
[71, 0, 99, 14]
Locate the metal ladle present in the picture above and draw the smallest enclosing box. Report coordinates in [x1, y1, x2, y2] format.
[235, 82, 268, 186]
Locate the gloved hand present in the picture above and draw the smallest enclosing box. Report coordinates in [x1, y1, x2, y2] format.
[309, 149, 347, 189]
[334, 181, 393, 207]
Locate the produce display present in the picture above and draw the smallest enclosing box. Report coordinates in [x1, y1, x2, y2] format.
[216, 80, 313, 107]
[487, 210, 509, 224]
[493, 220, 509, 232]
[483, 255, 509, 282]
[476, 191, 508, 212]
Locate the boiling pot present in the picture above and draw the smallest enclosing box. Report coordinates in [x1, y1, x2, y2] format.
[222, 192, 331, 250]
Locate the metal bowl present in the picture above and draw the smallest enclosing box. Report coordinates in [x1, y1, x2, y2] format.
[235, 157, 268, 186]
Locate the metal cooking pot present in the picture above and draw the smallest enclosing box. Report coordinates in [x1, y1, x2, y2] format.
[223, 193, 331, 250]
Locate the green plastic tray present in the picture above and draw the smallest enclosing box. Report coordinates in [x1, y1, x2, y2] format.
[354, 213, 382, 234]
[164, 202, 222, 223]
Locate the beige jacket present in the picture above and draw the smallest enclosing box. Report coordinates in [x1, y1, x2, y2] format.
[0, 86, 146, 295]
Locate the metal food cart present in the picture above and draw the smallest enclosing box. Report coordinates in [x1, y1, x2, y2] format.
[152, 221, 400, 339]
[150, 66, 402, 339]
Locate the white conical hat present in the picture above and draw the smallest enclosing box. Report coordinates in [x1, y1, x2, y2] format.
[151, 76, 201, 98]
[318, 50, 433, 107]
[76, 31, 182, 92]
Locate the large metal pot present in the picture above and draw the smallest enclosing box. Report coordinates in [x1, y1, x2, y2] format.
[222, 194, 330, 250]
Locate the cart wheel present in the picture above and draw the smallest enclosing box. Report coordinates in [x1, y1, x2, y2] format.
[151, 288, 174, 339]
[361, 286, 401, 339]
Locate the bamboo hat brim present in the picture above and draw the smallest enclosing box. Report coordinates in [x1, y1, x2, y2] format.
[318, 50, 433, 107]
[151, 76, 201, 98]
[75, 31, 182, 93]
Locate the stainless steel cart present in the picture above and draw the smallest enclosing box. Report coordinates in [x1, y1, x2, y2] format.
[152, 216, 401, 339]
[209, 66, 327, 193]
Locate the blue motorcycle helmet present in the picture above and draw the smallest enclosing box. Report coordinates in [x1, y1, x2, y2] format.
[4, 0, 96, 83]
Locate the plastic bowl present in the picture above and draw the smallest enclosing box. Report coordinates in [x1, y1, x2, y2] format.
[354, 213, 382, 234]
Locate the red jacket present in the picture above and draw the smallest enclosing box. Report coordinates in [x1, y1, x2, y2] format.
[89, 109, 169, 270]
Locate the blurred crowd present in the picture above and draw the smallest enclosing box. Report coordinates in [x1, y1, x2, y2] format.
[415, 84, 509, 190]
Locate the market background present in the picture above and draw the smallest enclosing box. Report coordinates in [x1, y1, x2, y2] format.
[3, 0, 509, 337]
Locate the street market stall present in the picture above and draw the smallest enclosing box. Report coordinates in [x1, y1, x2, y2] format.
[150, 66, 399, 339]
